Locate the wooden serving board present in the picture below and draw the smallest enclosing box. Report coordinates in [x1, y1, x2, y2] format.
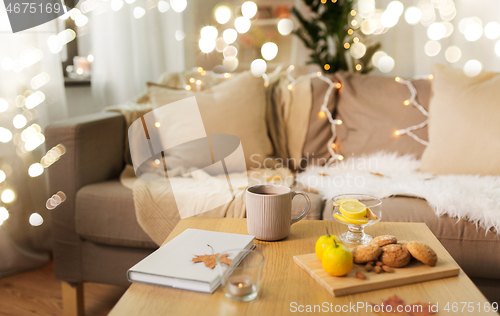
[293, 253, 460, 297]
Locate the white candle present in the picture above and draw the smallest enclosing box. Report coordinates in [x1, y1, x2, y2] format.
[227, 275, 253, 296]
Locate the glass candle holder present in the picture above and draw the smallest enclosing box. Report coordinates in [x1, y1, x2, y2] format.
[216, 249, 264, 302]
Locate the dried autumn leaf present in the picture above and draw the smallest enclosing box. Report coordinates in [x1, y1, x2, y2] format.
[191, 253, 233, 269]
[371, 295, 436, 316]
[218, 253, 233, 265]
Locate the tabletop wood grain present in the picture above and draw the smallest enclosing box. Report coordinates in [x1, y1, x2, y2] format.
[109, 218, 492, 316]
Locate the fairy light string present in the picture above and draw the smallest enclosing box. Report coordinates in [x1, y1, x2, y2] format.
[394, 75, 432, 146]
[264, 65, 344, 165]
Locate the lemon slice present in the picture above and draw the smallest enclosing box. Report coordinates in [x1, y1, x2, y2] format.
[332, 198, 360, 206]
[334, 214, 369, 225]
[339, 200, 367, 219]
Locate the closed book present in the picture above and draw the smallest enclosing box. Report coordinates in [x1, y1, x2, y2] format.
[127, 228, 255, 293]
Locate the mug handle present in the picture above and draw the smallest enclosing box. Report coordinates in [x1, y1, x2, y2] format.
[290, 191, 311, 225]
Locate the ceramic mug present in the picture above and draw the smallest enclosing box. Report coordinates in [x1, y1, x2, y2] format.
[246, 184, 311, 241]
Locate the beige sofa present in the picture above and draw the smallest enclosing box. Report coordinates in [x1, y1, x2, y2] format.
[46, 72, 500, 311]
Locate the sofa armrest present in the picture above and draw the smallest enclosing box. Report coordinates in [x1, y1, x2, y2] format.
[46, 111, 125, 283]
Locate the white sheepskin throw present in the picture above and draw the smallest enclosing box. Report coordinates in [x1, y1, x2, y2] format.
[297, 152, 500, 234]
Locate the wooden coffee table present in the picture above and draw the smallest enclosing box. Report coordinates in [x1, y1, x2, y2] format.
[109, 218, 491, 315]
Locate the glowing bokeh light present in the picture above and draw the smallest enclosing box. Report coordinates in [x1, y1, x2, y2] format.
[427, 22, 446, 40]
[198, 38, 215, 53]
[223, 57, 239, 72]
[200, 26, 218, 40]
[241, 1, 258, 19]
[223, 45, 238, 61]
[278, 19, 293, 36]
[445, 46, 461, 63]
[29, 213, 43, 226]
[13, 114, 27, 129]
[133, 7, 146, 19]
[215, 6, 231, 24]
[0, 98, 8, 112]
[250, 59, 267, 77]
[1, 189, 15, 203]
[215, 37, 227, 52]
[223, 28, 237, 44]
[378, 55, 395, 73]
[0, 127, 13, 143]
[371, 51, 387, 68]
[235, 17, 251, 34]
[28, 163, 44, 177]
[261, 42, 278, 61]
[404, 6, 421, 25]
[485, 22, 500, 40]
[170, 0, 187, 12]
[424, 40, 441, 56]
[350, 42, 367, 59]
[463, 60, 482, 77]
[158, 0, 170, 13]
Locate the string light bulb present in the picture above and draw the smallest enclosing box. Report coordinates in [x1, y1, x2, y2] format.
[318, 111, 326, 118]
[403, 100, 410, 106]
[344, 43, 350, 49]
[197, 67, 203, 73]
[185, 85, 192, 90]
[189, 78, 195, 83]
[335, 83, 342, 89]
[332, 0, 337, 2]
[336, 119, 343, 125]
[155, 159, 161, 165]
[224, 73, 231, 78]
[395, 77, 401, 82]
[316, 71, 322, 77]
[355, 64, 362, 71]
[321, 0, 326, 3]
[324, 64, 330, 71]
[428, 74, 433, 80]
[338, 155, 344, 161]
[155, 122, 161, 128]
[350, 10, 356, 16]
[353, 37, 359, 43]
[331, 143, 336, 149]
[395, 130, 400, 136]
[287, 84, 293, 91]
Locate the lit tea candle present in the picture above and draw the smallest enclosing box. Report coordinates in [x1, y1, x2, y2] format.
[227, 275, 253, 297]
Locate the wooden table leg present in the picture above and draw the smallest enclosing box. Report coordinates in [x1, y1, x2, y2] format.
[61, 281, 84, 316]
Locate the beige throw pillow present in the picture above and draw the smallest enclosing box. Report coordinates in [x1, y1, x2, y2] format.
[147, 71, 274, 170]
[421, 64, 500, 175]
[334, 71, 431, 159]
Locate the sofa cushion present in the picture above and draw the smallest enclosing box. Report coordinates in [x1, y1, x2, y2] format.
[421, 64, 500, 176]
[75, 180, 157, 248]
[334, 71, 431, 158]
[147, 71, 274, 170]
[323, 196, 500, 280]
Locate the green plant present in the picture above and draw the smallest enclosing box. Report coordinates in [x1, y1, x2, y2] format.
[292, 0, 380, 73]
